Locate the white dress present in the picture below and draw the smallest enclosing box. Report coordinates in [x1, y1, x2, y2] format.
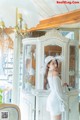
[46, 76, 66, 115]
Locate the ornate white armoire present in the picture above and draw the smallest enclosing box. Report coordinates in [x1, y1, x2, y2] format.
[20, 29, 79, 120]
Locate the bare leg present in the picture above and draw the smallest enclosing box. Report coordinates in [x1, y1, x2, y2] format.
[51, 114, 62, 120]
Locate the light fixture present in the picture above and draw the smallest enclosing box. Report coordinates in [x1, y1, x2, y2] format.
[0, 20, 5, 29]
[14, 8, 28, 36]
[0, 7, 29, 38]
[0, 7, 28, 54]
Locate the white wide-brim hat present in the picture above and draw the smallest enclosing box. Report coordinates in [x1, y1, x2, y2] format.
[45, 56, 55, 66]
[45, 55, 64, 66]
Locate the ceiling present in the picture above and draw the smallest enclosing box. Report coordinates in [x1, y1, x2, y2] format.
[0, 0, 80, 29]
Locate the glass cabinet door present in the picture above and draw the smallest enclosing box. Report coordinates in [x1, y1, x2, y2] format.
[44, 45, 62, 89]
[23, 44, 36, 90]
[69, 46, 76, 88]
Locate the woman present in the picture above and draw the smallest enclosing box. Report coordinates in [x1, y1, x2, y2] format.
[44, 56, 66, 120]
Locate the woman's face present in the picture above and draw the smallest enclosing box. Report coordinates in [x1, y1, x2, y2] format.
[48, 60, 58, 70]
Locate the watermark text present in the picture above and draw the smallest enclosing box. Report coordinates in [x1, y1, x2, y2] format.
[56, 1, 80, 4]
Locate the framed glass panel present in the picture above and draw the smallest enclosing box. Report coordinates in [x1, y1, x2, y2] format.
[23, 44, 36, 90]
[44, 45, 62, 89]
[69, 46, 75, 88]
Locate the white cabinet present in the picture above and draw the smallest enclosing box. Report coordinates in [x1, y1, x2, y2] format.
[21, 29, 79, 120]
[66, 90, 79, 120]
[20, 91, 35, 120]
[36, 91, 50, 120]
[69, 95, 79, 120]
[20, 90, 50, 120]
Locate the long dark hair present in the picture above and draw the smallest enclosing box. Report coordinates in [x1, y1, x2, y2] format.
[55, 59, 58, 68]
[44, 61, 50, 89]
[44, 59, 58, 89]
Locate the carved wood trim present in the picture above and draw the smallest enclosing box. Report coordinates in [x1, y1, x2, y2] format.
[27, 9, 80, 32]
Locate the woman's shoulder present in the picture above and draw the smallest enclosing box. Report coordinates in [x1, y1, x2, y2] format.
[52, 71, 58, 76]
[48, 70, 59, 77]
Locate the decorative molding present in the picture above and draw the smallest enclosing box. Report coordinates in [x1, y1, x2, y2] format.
[39, 29, 70, 43]
[23, 29, 71, 45]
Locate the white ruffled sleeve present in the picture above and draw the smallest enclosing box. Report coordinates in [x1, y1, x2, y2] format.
[54, 76, 65, 102]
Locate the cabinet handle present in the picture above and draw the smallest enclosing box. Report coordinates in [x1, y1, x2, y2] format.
[38, 110, 40, 115]
[69, 108, 71, 112]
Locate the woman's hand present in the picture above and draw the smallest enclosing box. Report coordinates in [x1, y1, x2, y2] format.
[62, 83, 70, 91]
[62, 83, 68, 87]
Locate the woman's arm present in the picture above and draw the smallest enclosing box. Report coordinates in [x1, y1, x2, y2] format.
[54, 77, 65, 101]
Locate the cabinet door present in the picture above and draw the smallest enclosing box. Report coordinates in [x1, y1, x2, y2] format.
[68, 94, 79, 120]
[20, 92, 35, 120]
[69, 46, 76, 88]
[36, 95, 50, 120]
[23, 44, 36, 89]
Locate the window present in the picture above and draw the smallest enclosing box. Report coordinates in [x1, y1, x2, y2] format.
[60, 31, 74, 40]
